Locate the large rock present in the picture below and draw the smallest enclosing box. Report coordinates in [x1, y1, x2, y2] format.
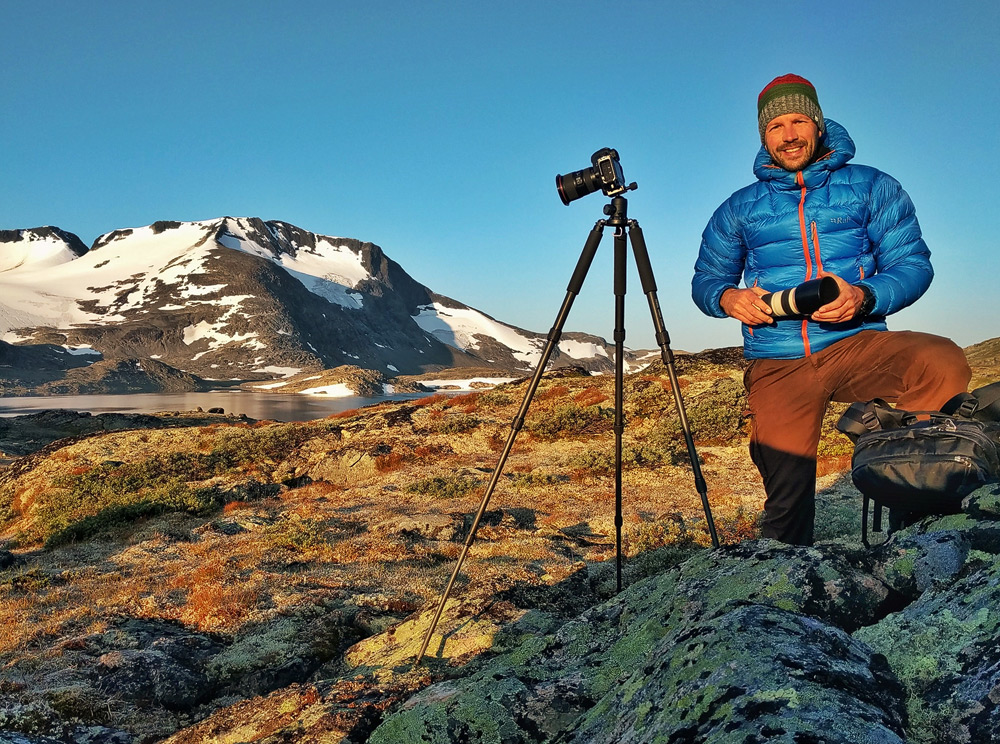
[568, 604, 906, 743]
[855, 486, 1000, 744]
[368, 540, 905, 742]
[367, 485, 1000, 743]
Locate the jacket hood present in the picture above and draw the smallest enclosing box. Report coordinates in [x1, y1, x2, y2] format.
[753, 118, 856, 189]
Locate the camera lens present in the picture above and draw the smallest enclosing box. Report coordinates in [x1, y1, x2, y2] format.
[556, 168, 601, 206]
[761, 276, 840, 317]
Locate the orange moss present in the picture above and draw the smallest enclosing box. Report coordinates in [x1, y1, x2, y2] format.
[574, 387, 609, 407]
[817, 454, 851, 478]
[413, 393, 449, 408]
[328, 408, 361, 419]
[444, 392, 481, 412]
[537, 385, 569, 401]
[375, 452, 407, 472]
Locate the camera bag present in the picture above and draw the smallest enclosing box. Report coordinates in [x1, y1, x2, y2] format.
[837, 383, 1000, 547]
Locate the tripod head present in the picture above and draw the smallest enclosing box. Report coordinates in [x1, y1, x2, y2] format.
[602, 194, 633, 228]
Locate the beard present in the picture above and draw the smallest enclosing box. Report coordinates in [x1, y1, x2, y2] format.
[767, 137, 818, 172]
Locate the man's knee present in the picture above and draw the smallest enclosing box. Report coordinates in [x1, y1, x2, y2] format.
[912, 334, 971, 385]
[899, 332, 971, 409]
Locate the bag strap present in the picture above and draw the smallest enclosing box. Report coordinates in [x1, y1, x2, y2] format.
[866, 398, 912, 431]
[862, 493, 888, 550]
[837, 401, 872, 442]
[972, 382, 1000, 422]
[941, 391, 980, 418]
[837, 398, 899, 441]
[940, 382, 1000, 422]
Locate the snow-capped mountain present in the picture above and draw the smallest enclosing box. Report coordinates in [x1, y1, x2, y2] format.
[0, 217, 623, 390]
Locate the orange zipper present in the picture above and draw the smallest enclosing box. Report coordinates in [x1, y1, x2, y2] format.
[797, 173, 813, 281]
[797, 172, 813, 356]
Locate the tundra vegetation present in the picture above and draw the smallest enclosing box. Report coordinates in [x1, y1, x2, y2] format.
[0, 339, 998, 743]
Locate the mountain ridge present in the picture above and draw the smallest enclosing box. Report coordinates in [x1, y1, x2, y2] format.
[0, 217, 630, 395]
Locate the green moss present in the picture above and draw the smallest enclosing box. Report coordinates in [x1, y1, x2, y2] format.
[923, 513, 978, 531]
[208, 617, 305, 683]
[890, 552, 917, 579]
[371, 677, 531, 744]
[761, 573, 800, 612]
[749, 687, 801, 709]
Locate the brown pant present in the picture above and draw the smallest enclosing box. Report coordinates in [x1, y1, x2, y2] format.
[745, 330, 972, 545]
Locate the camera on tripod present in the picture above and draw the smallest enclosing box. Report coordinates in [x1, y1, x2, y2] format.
[556, 148, 636, 205]
[417, 149, 719, 665]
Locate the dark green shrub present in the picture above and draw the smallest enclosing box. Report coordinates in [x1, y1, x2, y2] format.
[567, 438, 683, 475]
[687, 377, 747, 442]
[526, 403, 614, 440]
[263, 518, 329, 552]
[406, 475, 483, 499]
[2, 566, 51, 591]
[43, 480, 224, 548]
[651, 377, 747, 445]
[434, 415, 481, 434]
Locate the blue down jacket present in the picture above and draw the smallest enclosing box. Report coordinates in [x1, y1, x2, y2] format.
[692, 119, 932, 360]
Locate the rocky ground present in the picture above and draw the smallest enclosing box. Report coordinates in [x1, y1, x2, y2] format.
[0, 340, 997, 743]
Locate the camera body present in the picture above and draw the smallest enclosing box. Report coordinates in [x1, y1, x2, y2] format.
[590, 148, 627, 195]
[557, 148, 630, 205]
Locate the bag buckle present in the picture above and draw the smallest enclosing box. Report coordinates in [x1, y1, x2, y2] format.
[955, 398, 979, 419]
[861, 410, 881, 431]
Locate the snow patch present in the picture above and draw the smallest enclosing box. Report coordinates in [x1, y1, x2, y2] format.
[559, 339, 609, 359]
[252, 380, 290, 390]
[412, 302, 543, 367]
[217, 221, 372, 309]
[298, 383, 354, 397]
[254, 366, 303, 377]
[419, 377, 518, 391]
[63, 345, 101, 356]
[0, 233, 80, 273]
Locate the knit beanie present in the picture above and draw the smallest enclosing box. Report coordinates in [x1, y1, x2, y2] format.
[757, 74, 824, 142]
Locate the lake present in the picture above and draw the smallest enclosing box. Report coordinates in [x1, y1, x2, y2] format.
[0, 391, 428, 422]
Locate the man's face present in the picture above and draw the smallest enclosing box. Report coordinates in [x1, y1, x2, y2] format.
[763, 113, 820, 171]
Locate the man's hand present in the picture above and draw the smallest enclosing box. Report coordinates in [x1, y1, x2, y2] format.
[720, 286, 773, 325]
[809, 272, 866, 323]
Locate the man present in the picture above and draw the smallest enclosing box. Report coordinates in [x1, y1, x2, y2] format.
[692, 73, 971, 545]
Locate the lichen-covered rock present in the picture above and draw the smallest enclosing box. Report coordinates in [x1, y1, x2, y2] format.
[875, 530, 972, 599]
[368, 539, 902, 743]
[568, 604, 907, 743]
[855, 551, 1000, 744]
[0, 732, 66, 744]
[97, 647, 214, 710]
[668, 539, 891, 632]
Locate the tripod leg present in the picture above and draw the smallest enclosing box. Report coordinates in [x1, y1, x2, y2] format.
[613, 229, 627, 592]
[628, 223, 720, 548]
[414, 220, 606, 665]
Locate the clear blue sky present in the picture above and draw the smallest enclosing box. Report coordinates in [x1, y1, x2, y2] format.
[4, 0, 997, 352]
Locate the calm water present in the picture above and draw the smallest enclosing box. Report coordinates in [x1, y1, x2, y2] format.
[0, 391, 427, 422]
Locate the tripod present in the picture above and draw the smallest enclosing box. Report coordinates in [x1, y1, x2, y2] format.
[415, 194, 719, 665]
